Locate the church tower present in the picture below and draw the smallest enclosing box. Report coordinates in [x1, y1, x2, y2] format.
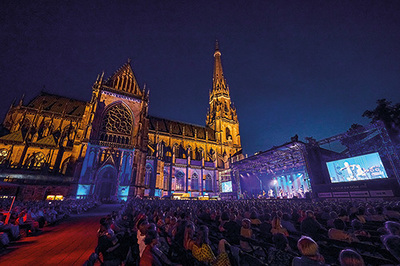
[206, 41, 241, 157]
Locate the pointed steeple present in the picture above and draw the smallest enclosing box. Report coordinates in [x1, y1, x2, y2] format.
[206, 41, 241, 150]
[212, 40, 227, 92]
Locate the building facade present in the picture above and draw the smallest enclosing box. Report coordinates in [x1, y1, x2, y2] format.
[145, 42, 242, 198]
[0, 42, 241, 200]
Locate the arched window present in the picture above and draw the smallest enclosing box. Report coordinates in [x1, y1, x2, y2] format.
[145, 164, 152, 187]
[175, 171, 185, 191]
[0, 149, 8, 164]
[163, 170, 169, 190]
[191, 173, 199, 191]
[60, 157, 71, 175]
[207, 148, 215, 162]
[204, 174, 212, 191]
[38, 121, 50, 139]
[27, 152, 46, 170]
[100, 103, 133, 143]
[226, 127, 232, 141]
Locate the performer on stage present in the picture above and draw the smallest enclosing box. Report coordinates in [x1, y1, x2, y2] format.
[298, 185, 304, 198]
[268, 188, 274, 198]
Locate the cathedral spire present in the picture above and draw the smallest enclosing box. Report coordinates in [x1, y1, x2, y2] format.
[213, 40, 227, 91]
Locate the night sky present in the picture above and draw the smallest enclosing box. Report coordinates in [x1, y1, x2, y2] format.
[1, 1, 400, 156]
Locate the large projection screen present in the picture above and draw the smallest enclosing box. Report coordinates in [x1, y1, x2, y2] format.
[327, 152, 388, 183]
[221, 181, 233, 192]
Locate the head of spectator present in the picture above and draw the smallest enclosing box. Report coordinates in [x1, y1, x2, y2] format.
[241, 218, 251, 229]
[306, 210, 315, 219]
[282, 213, 291, 221]
[382, 235, 400, 262]
[144, 229, 159, 247]
[385, 221, 400, 235]
[272, 233, 289, 251]
[334, 218, 346, 230]
[351, 219, 363, 231]
[297, 236, 323, 261]
[339, 249, 365, 266]
[196, 225, 210, 246]
[330, 211, 338, 219]
[229, 213, 236, 222]
[137, 218, 149, 235]
[221, 211, 229, 222]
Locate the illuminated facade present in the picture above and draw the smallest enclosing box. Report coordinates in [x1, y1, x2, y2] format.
[0, 42, 241, 200]
[145, 42, 242, 197]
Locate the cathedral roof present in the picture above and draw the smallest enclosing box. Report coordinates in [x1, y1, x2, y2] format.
[34, 135, 57, 147]
[0, 130, 23, 143]
[103, 60, 144, 99]
[148, 116, 216, 141]
[26, 92, 87, 117]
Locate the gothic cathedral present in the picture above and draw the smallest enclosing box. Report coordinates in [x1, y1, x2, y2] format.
[0, 42, 241, 200]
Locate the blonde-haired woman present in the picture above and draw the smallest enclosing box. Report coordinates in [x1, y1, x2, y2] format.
[292, 236, 327, 266]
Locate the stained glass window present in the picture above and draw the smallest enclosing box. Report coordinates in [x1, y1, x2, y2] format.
[205, 174, 212, 191]
[101, 104, 133, 136]
[175, 171, 185, 191]
[191, 173, 199, 191]
[27, 152, 45, 169]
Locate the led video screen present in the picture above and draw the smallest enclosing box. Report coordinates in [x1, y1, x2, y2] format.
[326, 152, 388, 183]
[221, 181, 233, 192]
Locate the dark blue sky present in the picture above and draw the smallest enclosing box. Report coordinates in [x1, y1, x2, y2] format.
[1, 0, 400, 155]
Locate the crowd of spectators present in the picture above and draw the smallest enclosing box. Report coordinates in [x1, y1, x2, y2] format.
[0, 197, 98, 249]
[89, 198, 400, 266]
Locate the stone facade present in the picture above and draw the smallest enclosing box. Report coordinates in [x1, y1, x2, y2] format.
[0, 42, 241, 200]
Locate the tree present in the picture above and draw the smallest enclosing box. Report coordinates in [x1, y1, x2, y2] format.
[363, 99, 400, 143]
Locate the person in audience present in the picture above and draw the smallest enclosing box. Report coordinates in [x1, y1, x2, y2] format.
[240, 218, 253, 252]
[382, 234, 400, 263]
[384, 205, 400, 220]
[351, 207, 366, 224]
[268, 233, 295, 266]
[136, 217, 150, 258]
[271, 216, 289, 236]
[350, 219, 370, 238]
[301, 210, 326, 240]
[338, 209, 350, 223]
[385, 221, 400, 235]
[223, 213, 241, 245]
[190, 225, 231, 266]
[328, 218, 358, 243]
[183, 221, 195, 250]
[250, 211, 262, 225]
[95, 217, 121, 265]
[292, 236, 326, 266]
[327, 211, 339, 228]
[339, 249, 365, 266]
[281, 213, 298, 234]
[140, 229, 162, 266]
